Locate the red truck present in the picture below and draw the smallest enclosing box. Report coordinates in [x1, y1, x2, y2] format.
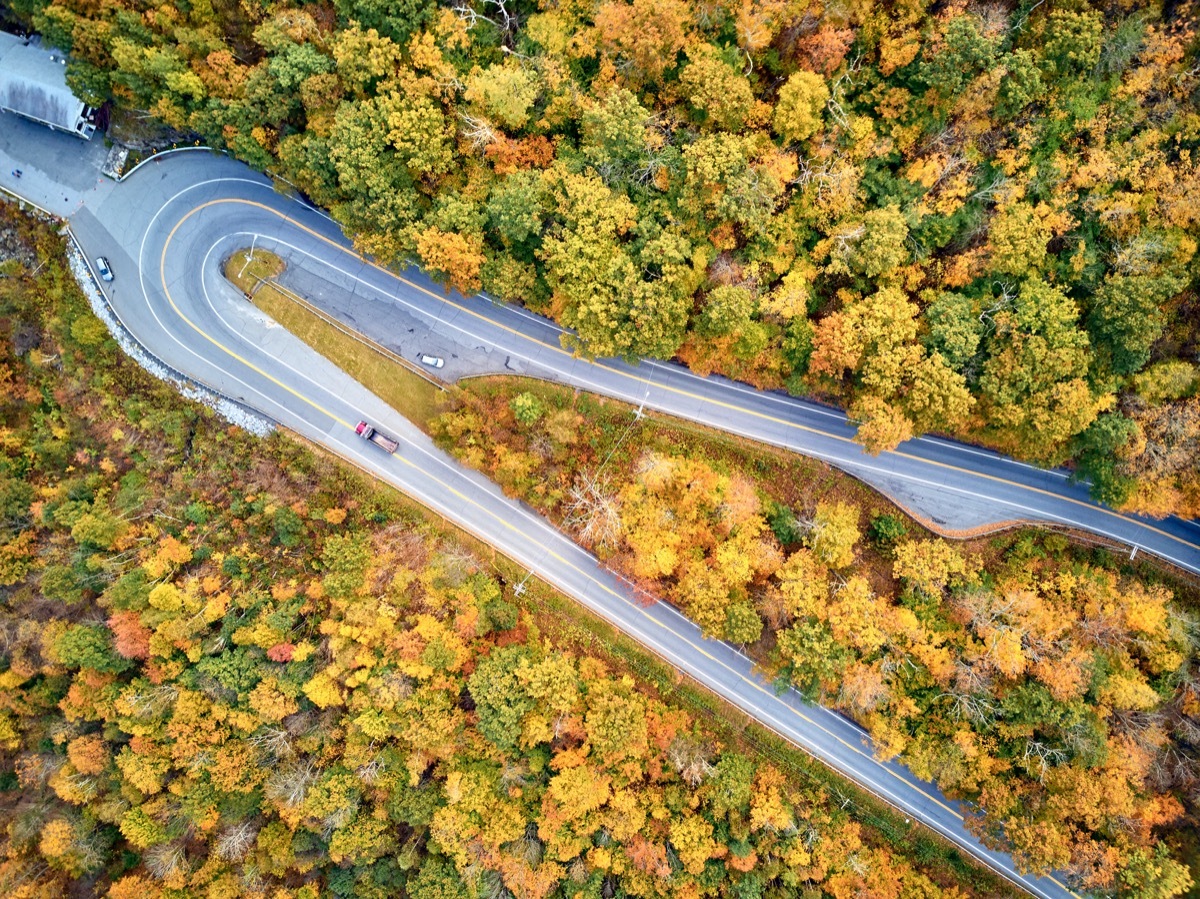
[355, 420, 400, 454]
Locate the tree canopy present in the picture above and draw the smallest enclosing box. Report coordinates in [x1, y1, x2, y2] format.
[11, 0, 1197, 510]
[0, 207, 1028, 899]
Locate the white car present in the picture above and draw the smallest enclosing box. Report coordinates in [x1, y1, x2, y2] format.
[94, 257, 113, 281]
[420, 354, 445, 369]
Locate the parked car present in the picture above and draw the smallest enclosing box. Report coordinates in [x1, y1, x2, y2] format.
[420, 354, 445, 369]
[94, 257, 113, 281]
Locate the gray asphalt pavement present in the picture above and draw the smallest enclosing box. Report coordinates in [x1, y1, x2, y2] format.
[81, 155, 1200, 576]
[0, 111, 110, 215]
[7, 138, 1191, 898]
[77, 159, 1085, 898]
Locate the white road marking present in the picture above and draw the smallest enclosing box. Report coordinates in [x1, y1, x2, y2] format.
[111, 171, 1098, 898]
[190, 203, 1200, 577]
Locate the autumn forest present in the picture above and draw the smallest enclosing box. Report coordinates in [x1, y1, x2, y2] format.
[1, 0, 1200, 896]
[0, 209, 1043, 899]
[6, 0, 1198, 512]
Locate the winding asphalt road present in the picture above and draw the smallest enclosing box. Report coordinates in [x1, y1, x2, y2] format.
[10, 146, 1199, 897]
[8, 143, 1199, 575]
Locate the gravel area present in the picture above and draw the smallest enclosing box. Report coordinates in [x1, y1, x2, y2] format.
[101, 144, 129, 180]
[66, 235, 275, 437]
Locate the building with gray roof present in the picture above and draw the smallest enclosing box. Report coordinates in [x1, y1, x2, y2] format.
[0, 32, 95, 139]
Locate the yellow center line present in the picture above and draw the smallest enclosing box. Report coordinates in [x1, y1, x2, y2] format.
[158, 210, 354, 432]
[158, 199, 1082, 897]
[189, 198, 1197, 562]
[402, 457, 1083, 896]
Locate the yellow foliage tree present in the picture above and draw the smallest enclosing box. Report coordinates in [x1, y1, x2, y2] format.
[806, 501, 859, 569]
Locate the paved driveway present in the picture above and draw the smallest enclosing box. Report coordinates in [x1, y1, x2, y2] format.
[0, 110, 110, 216]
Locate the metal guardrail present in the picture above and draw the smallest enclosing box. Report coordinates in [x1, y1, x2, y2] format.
[1036, 523, 1200, 589]
[113, 145, 217, 182]
[61, 226, 278, 430]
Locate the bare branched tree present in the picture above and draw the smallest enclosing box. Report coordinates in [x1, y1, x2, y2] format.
[940, 658, 999, 726]
[322, 805, 355, 840]
[452, 0, 519, 40]
[1148, 738, 1199, 793]
[927, 152, 970, 191]
[825, 55, 862, 129]
[145, 842, 188, 881]
[249, 726, 293, 762]
[971, 172, 1009, 202]
[633, 150, 669, 186]
[1022, 740, 1067, 783]
[1078, 605, 1129, 650]
[667, 735, 714, 786]
[792, 154, 852, 201]
[832, 222, 867, 258]
[978, 284, 1017, 329]
[459, 113, 499, 152]
[265, 759, 317, 807]
[436, 544, 480, 587]
[845, 851, 870, 876]
[563, 476, 623, 553]
[357, 753, 386, 785]
[186, 750, 214, 774]
[941, 689, 1000, 727]
[215, 821, 258, 861]
[1112, 234, 1168, 276]
[507, 822, 544, 866]
[123, 684, 179, 718]
[499, 759, 529, 790]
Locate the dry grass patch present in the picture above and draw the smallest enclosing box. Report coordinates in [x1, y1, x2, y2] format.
[223, 248, 448, 428]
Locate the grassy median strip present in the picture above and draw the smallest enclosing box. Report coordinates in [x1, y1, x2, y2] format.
[224, 248, 447, 427]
